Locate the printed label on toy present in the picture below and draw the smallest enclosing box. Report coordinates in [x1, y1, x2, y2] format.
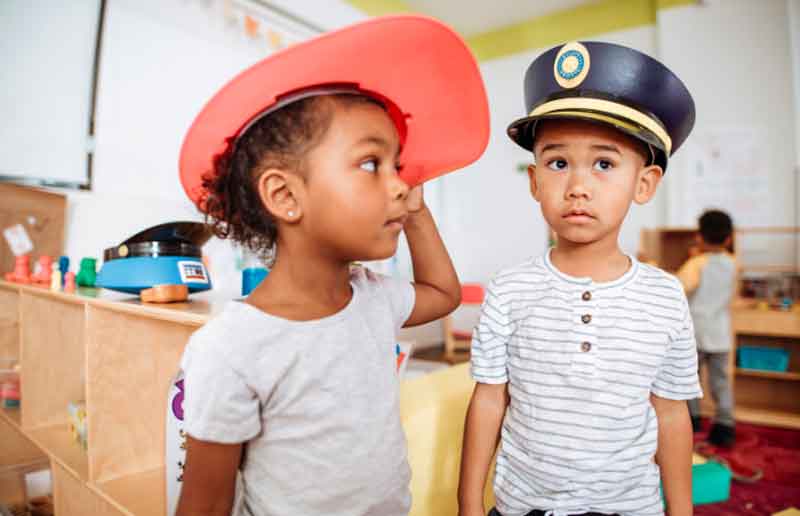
[3, 224, 34, 256]
[166, 370, 187, 516]
[178, 261, 209, 284]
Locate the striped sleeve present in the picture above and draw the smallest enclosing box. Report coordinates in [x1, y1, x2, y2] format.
[471, 278, 511, 384]
[651, 299, 703, 400]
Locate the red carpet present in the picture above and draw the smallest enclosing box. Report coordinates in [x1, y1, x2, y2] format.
[693, 419, 800, 516]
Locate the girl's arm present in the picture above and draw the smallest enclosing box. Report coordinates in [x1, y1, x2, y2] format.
[458, 382, 509, 516]
[403, 186, 461, 327]
[651, 394, 694, 516]
[176, 437, 242, 516]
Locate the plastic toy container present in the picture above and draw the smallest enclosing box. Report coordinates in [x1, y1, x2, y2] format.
[737, 346, 789, 372]
[692, 461, 731, 505]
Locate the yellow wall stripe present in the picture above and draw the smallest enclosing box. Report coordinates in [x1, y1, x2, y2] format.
[344, 0, 412, 16]
[343, 0, 696, 61]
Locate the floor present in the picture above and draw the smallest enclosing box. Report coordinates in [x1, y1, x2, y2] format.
[694, 419, 800, 515]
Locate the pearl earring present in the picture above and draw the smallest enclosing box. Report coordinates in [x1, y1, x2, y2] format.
[288, 211, 295, 217]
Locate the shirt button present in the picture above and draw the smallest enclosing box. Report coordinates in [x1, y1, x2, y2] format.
[582, 314, 592, 324]
[581, 342, 592, 352]
[582, 291, 592, 301]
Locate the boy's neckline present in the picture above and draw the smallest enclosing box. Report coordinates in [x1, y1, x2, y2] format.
[543, 247, 638, 289]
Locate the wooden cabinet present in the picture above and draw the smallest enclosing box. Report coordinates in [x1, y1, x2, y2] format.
[3, 279, 484, 515]
[0, 280, 215, 515]
[640, 227, 800, 429]
[639, 227, 735, 272]
[731, 305, 800, 429]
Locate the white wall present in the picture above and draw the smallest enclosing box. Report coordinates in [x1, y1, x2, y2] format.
[658, 0, 797, 228]
[440, 25, 661, 283]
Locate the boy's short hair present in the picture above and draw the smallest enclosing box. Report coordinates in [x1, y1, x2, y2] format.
[698, 210, 733, 245]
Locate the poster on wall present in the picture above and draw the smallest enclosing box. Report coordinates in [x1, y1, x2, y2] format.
[668, 128, 771, 227]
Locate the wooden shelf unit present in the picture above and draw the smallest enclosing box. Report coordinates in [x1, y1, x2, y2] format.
[639, 226, 799, 274]
[735, 368, 800, 381]
[0, 280, 220, 515]
[0, 407, 48, 507]
[640, 227, 800, 429]
[732, 307, 800, 428]
[4, 279, 489, 515]
[640, 226, 739, 272]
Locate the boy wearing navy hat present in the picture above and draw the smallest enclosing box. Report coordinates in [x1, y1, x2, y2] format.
[459, 42, 701, 516]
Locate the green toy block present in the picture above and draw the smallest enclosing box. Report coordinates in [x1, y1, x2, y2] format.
[662, 462, 731, 507]
[76, 257, 97, 287]
[692, 462, 731, 505]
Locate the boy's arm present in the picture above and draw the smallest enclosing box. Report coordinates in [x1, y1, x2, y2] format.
[176, 437, 241, 515]
[403, 186, 461, 327]
[459, 382, 508, 516]
[651, 394, 693, 516]
[674, 255, 705, 295]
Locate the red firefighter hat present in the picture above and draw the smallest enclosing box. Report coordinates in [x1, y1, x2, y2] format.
[179, 15, 490, 209]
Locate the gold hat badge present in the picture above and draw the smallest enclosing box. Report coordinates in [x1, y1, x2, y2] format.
[554, 42, 590, 89]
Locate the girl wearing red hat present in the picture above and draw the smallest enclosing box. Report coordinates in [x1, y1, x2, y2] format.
[176, 15, 489, 516]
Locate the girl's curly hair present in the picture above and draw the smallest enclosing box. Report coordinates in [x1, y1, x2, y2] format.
[202, 97, 323, 258]
[201, 94, 381, 258]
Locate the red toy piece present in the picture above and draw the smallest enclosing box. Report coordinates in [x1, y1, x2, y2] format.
[64, 272, 76, 293]
[30, 255, 53, 285]
[4, 255, 31, 284]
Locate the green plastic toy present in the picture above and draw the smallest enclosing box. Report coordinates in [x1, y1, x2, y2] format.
[76, 257, 97, 287]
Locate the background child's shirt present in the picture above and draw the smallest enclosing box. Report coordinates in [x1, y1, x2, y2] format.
[471, 250, 701, 516]
[180, 266, 415, 516]
[676, 252, 737, 353]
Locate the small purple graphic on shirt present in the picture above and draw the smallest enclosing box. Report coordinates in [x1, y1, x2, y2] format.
[172, 379, 185, 421]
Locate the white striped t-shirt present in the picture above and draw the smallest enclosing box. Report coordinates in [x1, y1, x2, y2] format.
[471, 250, 702, 516]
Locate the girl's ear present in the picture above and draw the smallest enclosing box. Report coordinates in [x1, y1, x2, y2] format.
[633, 165, 663, 205]
[256, 169, 303, 223]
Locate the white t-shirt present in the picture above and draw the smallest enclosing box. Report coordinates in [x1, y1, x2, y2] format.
[180, 266, 416, 516]
[472, 251, 702, 516]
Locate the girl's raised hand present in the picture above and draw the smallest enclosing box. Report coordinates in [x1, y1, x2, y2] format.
[407, 184, 424, 213]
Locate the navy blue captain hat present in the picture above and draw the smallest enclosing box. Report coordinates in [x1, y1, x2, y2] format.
[507, 41, 695, 172]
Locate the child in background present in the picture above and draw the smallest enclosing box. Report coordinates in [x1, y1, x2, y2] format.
[175, 16, 489, 515]
[677, 210, 737, 447]
[459, 42, 701, 516]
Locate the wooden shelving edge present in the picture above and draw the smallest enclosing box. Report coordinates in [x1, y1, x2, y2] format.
[736, 368, 800, 381]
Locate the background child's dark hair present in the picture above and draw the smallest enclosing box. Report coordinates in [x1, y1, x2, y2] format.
[698, 209, 733, 245]
[202, 93, 382, 257]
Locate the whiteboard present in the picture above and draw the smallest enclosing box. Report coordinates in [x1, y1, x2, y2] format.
[91, 0, 319, 201]
[0, 0, 102, 186]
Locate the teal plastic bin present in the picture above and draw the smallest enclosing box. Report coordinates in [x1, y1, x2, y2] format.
[692, 462, 731, 505]
[737, 346, 789, 372]
[662, 462, 731, 506]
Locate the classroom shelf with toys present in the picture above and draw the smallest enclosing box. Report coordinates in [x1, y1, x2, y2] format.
[640, 227, 800, 430]
[0, 279, 215, 514]
[0, 277, 486, 515]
